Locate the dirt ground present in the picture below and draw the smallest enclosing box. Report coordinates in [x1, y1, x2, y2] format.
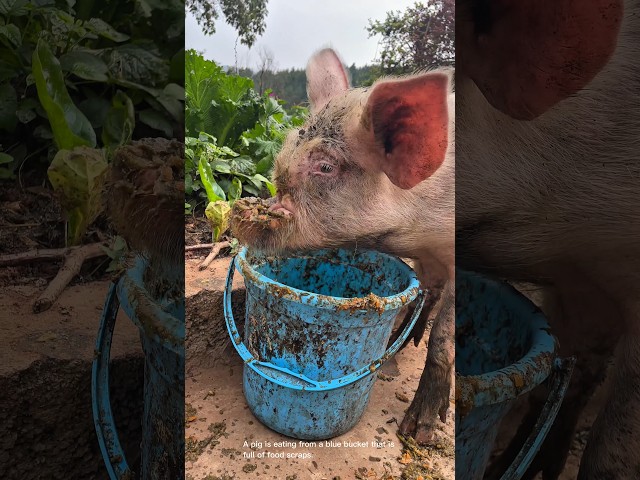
[0, 279, 145, 479]
[185, 254, 455, 480]
[0, 183, 144, 479]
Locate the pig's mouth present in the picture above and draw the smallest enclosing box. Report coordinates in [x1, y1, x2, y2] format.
[268, 194, 295, 216]
[229, 196, 298, 251]
[229, 196, 293, 237]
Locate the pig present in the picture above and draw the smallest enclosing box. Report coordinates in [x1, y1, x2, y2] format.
[231, 48, 455, 445]
[456, 0, 640, 478]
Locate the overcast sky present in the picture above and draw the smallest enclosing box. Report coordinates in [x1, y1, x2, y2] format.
[185, 0, 417, 70]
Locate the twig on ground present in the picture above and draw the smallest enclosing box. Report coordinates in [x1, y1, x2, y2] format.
[185, 243, 214, 252]
[0, 247, 71, 266]
[29, 243, 108, 313]
[198, 241, 230, 271]
[0, 222, 41, 228]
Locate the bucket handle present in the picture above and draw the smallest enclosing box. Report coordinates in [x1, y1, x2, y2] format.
[91, 281, 133, 480]
[500, 356, 576, 480]
[224, 255, 427, 392]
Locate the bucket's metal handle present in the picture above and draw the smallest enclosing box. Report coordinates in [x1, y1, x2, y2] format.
[248, 361, 319, 388]
[91, 281, 133, 480]
[500, 356, 576, 480]
[224, 255, 427, 392]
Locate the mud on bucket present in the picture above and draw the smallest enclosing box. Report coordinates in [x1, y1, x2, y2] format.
[455, 270, 575, 480]
[224, 247, 426, 440]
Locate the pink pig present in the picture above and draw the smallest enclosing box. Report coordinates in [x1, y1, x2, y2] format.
[457, 0, 640, 478]
[232, 48, 455, 444]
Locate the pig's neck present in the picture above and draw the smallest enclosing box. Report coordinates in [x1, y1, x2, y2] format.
[373, 158, 454, 286]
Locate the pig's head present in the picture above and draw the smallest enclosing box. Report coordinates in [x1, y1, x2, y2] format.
[232, 48, 453, 259]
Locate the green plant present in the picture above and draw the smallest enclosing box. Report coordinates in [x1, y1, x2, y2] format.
[1, 0, 185, 244]
[2, 0, 184, 163]
[101, 235, 128, 274]
[185, 51, 306, 215]
[47, 146, 108, 245]
[205, 200, 230, 242]
[186, 132, 275, 205]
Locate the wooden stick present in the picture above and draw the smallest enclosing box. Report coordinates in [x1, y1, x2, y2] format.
[0, 247, 71, 266]
[0, 222, 40, 228]
[33, 243, 108, 313]
[185, 243, 214, 252]
[198, 241, 230, 271]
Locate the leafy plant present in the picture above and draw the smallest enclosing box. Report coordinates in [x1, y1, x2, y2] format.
[32, 39, 97, 150]
[1, 0, 184, 162]
[47, 146, 108, 245]
[185, 51, 306, 215]
[186, 132, 275, 205]
[101, 235, 128, 274]
[205, 200, 230, 242]
[185, 49, 258, 147]
[1, 0, 185, 244]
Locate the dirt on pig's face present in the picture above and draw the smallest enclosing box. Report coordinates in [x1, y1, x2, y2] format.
[231, 88, 390, 253]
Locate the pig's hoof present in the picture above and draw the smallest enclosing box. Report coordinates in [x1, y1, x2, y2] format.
[398, 384, 450, 446]
[399, 409, 438, 445]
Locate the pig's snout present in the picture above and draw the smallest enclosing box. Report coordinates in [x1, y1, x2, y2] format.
[268, 193, 295, 216]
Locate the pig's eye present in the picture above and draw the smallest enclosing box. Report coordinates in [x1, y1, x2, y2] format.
[308, 150, 338, 176]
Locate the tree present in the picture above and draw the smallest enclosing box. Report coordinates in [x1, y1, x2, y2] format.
[256, 46, 277, 95]
[367, 0, 454, 76]
[187, 0, 268, 48]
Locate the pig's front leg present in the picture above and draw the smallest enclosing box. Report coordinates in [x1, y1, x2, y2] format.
[399, 278, 454, 444]
[579, 333, 640, 479]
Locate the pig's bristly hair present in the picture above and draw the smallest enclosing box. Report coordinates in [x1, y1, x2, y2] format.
[297, 99, 349, 149]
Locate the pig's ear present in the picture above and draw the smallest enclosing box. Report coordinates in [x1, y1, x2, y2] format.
[306, 48, 350, 114]
[366, 73, 450, 190]
[459, 0, 623, 120]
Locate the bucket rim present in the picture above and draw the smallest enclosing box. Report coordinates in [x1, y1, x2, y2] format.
[117, 256, 185, 352]
[455, 270, 557, 415]
[235, 246, 421, 312]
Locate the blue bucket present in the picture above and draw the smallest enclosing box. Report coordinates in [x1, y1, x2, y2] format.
[92, 257, 185, 479]
[224, 247, 427, 439]
[455, 270, 574, 480]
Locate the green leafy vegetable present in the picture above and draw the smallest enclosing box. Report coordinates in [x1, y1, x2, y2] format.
[205, 200, 231, 242]
[47, 146, 108, 245]
[59, 51, 110, 82]
[32, 39, 97, 150]
[101, 90, 134, 148]
[185, 51, 307, 215]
